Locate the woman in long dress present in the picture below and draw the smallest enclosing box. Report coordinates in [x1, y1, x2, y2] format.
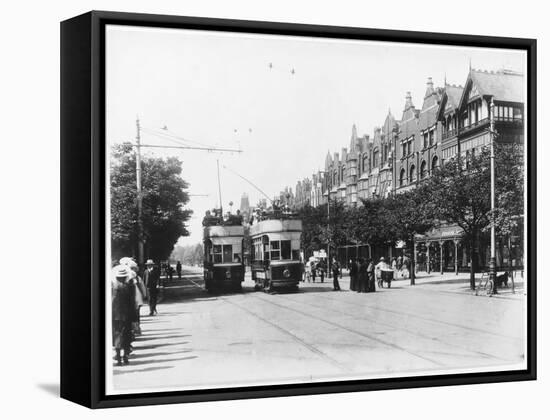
[112, 265, 134, 365]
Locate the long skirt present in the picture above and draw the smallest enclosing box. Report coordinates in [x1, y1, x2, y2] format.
[112, 320, 132, 351]
[350, 274, 357, 291]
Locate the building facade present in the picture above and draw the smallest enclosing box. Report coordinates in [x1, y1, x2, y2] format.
[284, 68, 524, 270]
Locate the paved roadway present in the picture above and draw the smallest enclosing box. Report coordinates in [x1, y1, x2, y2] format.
[112, 266, 526, 393]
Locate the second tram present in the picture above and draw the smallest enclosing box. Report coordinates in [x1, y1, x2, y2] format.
[203, 224, 245, 292]
[250, 217, 303, 292]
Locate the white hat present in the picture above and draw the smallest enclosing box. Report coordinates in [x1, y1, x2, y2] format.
[119, 257, 135, 266]
[113, 265, 130, 278]
[380, 257, 385, 261]
[145, 259, 155, 265]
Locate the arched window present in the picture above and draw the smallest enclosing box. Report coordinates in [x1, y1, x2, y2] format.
[420, 160, 427, 179]
[409, 164, 417, 183]
[432, 155, 439, 172]
[399, 168, 406, 187]
[372, 147, 379, 168]
[362, 153, 369, 173]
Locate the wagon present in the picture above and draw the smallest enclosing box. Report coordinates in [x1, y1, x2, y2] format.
[378, 269, 394, 288]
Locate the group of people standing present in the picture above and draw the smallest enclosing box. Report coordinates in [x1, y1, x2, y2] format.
[348, 258, 377, 293]
[111, 258, 161, 366]
[303, 258, 343, 291]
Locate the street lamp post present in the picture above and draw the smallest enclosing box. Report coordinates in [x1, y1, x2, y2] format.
[489, 98, 498, 294]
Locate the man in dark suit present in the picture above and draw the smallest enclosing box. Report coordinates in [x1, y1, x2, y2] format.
[144, 259, 160, 315]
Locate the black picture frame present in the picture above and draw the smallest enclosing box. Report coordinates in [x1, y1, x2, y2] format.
[60, 10, 537, 409]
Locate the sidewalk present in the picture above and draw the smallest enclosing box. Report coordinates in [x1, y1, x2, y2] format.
[339, 269, 526, 299]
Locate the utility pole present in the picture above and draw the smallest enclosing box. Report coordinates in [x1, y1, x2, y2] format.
[132, 119, 242, 266]
[136, 117, 145, 265]
[489, 98, 498, 294]
[327, 179, 331, 278]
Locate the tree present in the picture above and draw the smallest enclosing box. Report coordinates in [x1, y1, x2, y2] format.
[383, 185, 435, 285]
[426, 150, 491, 290]
[110, 143, 192, 263]
[426, 144, 524, 290]
[492, 144, 525, 237]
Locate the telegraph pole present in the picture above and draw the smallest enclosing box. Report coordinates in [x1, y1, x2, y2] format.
[136, 117, 145, 265]
[489, 98, 497, 294]
[327, 179, 331, 278]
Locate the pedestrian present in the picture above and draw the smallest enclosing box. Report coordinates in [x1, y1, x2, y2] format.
[349, 259, 358, 291]
[144, 259, 160, 316]
[176, 260, 182, 279]
[112, 265, 134, 365]
[391, 257, 397, 272]
[319, 259, 325, 283]
[356, 258, 367, 292]
[376, 257, 390, 288]
[311, 262, 317, 282]
[397, 255, 403, 270]
[367, 258, 376, 292]
[305, 260, 311, 282]
[123, 259, 146, 336]
[331, 258, 341, 291]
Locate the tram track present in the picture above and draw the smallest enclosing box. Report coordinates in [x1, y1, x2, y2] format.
[246, 293, 445, 367]
[276, 293, 512, 363]
[311, 291, 521, 342]
[183, 274, 351, 373]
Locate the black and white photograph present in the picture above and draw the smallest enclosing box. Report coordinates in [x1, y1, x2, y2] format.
[105, 22, 530, 396]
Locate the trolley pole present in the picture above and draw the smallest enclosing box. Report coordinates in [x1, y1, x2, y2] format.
[136, 117, 145, 266]
[217, 159, 223, 218]
[489, 98, 497, 294]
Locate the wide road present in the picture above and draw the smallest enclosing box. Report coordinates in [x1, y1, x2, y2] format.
[111, 266, 526, 394]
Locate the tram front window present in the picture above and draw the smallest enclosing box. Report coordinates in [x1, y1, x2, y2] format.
[281, 240, 291, 260]
[269, 240, 292, 260]
[213, 244, 233, 263]
[270, 241, 280, 260]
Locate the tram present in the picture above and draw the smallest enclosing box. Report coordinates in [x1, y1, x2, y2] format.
[250, 215, 303, 292]
[203, 221, 245, 292]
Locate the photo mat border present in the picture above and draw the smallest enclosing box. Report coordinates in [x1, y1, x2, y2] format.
[60, 10, 537, 409]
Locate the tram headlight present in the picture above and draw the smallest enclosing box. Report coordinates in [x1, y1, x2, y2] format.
[283, 268, 291, 278]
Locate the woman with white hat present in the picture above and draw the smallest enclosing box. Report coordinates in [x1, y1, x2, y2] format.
[112, 265, 134, 365]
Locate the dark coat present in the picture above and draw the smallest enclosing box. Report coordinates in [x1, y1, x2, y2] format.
[357, 262, 368, 292]
[112, 279, 134, 321]
[144, 267, 160, 289]
[349, 261, 359, 291]
[367, 262, 376, 292]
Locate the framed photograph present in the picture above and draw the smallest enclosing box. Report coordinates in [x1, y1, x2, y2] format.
[61, 11, 536, 408]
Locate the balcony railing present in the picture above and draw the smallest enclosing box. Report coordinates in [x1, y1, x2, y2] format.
[458, 117, 489, 135]
[442, 128, 458, 140]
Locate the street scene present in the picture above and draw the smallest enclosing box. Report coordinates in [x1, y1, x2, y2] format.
[112, 266, 525, 392]
[106, 25, 527, 394]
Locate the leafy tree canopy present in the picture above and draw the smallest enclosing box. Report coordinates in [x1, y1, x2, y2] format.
[110, 143, 192, 263]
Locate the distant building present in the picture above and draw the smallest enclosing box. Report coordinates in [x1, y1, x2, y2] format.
[239, 193, 251, 221]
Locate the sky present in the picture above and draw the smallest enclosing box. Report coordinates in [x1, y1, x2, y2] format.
[106, 25, 526, 246]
